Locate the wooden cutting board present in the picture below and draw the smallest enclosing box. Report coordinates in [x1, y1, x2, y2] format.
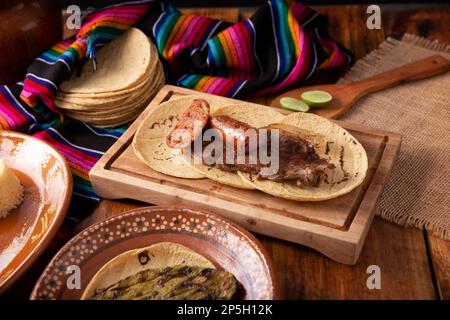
[90, 85, 401, 265]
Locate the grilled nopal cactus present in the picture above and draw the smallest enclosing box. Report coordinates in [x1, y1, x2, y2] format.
[89, 265, 237, 300]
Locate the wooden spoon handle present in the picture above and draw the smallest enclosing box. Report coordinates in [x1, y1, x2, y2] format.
[348, 55, 449, 97]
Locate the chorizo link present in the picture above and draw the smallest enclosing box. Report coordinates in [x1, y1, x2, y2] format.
[166, 99, 210, 148]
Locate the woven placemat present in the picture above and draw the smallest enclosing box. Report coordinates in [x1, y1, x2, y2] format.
[339, 34, 450, 240]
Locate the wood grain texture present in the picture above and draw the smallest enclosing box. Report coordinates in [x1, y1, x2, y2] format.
[427, 232, 450, 300]
[383, 8, 450, 43]
[259, 217, 436, 299]
[76, 199, 142, 233]
[181, 8, 239, 22]
[315, 5, 386, 60]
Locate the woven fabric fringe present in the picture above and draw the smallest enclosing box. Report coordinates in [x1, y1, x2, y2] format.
[339, 34, 450, 240]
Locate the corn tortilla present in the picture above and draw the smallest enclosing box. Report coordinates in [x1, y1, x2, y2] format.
[55, 62, 163, 109]
[60, 28, 153, 94]
[133, 95, 247, 179]
[237, 112, 368, 201]
[81, 242, 215, 300]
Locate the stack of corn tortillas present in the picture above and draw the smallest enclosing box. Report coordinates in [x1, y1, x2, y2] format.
[56, 28, 165, 127]
[133, 95, 368, 202]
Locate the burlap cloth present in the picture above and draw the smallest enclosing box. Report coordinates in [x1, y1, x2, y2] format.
[338, 34, 450, 240]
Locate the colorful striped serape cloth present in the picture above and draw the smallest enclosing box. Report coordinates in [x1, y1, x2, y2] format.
[0, 0, 352, 221]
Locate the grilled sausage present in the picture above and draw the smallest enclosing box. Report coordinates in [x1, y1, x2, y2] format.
[209, 115, 258, 154]
[166, 99, 210, 148]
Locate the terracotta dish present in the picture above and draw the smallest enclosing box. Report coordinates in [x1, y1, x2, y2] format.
[0, 130, 72, 293]
[31, 206, 279, 300]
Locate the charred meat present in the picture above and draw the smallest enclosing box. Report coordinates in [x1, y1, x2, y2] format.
[259, 129, 334, 187]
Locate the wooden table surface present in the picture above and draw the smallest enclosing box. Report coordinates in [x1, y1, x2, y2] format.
[5, 5, 450, 300]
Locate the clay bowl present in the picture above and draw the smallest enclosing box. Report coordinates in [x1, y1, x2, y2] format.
[0, 130, 72, 293]
[31, 206, 279, 300]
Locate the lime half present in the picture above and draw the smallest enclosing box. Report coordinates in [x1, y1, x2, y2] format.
[301, 90, 333, 107]
[280, 97, 310, 112]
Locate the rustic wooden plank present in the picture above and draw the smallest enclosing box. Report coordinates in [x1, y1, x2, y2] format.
[259, 217, 436, 299]
[426, 232, 450, 300]
[76, 199, 141, 233]
[383, 8, 450, 43]
[181, 8, 239, 23]
[315, 5, 385, 60]
[239, 10, 254, 21]
[62, 12, 74, 39]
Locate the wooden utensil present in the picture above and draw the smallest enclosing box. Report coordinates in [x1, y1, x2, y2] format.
[89, 85, 402, 265]
[31, 206, 279, 300]
[0, 131, 72, 293]
[271, 55, 449, 119]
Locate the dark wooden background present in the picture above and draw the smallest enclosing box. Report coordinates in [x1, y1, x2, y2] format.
[62, 1, 450, 7]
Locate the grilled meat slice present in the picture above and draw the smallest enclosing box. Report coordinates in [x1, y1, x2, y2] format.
[215, 128, 334, 187]
[166, 99, 210, 149]
[89, 265, 237, 300]
[262, 129, 335, 187]
[276, 129, 320, 162]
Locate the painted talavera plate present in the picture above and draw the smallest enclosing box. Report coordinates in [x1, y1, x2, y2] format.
[31, 206, 279, 300]
[0, 130, 72, 293]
